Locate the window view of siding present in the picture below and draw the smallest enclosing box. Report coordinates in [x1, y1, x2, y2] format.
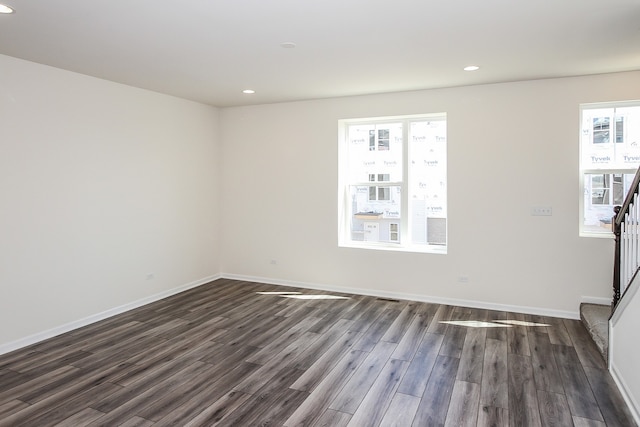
[580, 103, 640, 235]
[339, 114, 447, 253]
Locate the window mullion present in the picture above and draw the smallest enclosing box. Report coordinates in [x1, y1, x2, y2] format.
[402, 119, 409, 245]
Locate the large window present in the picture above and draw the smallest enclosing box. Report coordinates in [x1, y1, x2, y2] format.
[338, 114, 447, 253]
[580, 102, 640, 236]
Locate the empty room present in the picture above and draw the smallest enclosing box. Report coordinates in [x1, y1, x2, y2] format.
[1, 0, 640, 426]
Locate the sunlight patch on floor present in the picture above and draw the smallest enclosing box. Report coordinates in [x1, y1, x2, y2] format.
[440, 320, 512, 328]
[256, 291, 350, 300]
[256, 291, 302, 295]
[439, 319, 551, 328]
[494, 320, 550, 327]
[279, 295, 350, 300]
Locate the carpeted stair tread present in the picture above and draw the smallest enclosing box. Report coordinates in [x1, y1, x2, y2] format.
[580, 303, 610, 362]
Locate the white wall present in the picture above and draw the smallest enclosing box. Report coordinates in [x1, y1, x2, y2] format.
[1, 52, 638, 352]
[0, 54, 220, 350]
[611, 278, 640, 423]
[220, 71, 640, 317]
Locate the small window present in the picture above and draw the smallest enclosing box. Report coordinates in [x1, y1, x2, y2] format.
[592, 117, 610, 144]
[378, 129, 390, 150]
[369, 129, 391, 151]
[390, 223, 399, 242]
[590, 174, 610, 205]
[616, 116, 624, 143]
[368, 174, 391, 201]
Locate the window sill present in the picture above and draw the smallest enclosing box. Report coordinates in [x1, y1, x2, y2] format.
[339, 241, 447, 254]
[580, 231, 615, 239]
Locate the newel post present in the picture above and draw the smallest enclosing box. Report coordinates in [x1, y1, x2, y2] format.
[612, 205, 622, 311]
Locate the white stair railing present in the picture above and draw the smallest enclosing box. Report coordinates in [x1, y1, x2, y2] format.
[613, 168, 640, 312]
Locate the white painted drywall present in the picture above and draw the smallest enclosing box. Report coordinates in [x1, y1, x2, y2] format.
[219, 71, 640, 316]
[0, 54, 220, 349]
[1, 51, 638, 352]
[611, 279, 640, 423]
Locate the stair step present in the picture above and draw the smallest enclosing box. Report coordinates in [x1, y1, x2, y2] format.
[580, 303, 610, 363]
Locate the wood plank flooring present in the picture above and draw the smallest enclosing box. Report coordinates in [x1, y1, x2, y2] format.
[0, 278, 636, 426]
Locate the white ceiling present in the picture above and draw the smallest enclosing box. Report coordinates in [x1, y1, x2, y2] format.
[1, 0, 639, 107]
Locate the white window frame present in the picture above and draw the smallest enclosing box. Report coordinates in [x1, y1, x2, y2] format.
[338, 113, 447, 254]
[580, 101, 640, 238]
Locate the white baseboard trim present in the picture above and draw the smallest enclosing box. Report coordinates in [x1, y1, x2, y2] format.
[580, 296, 612, 306]
[0, 274, 222, 356]
[222, 273, 579, 319]
[610, 362, 640, 426]
[0, 272, 581, 357]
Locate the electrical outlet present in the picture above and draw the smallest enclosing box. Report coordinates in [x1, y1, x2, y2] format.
[531, 206, 552, 216]
[270, 260, 277, 265]
[457, 275, 469, 283]
[146, 273, 155, 280]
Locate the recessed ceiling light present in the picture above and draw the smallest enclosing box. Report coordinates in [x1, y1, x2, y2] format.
[464, 65, 480, 71]
[280, 42, 297, 49]
[242, 89, 255, 94]
[0, 4, 15, 13]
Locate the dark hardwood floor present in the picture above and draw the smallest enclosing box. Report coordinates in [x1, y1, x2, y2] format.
[0, 278, 636, 426]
